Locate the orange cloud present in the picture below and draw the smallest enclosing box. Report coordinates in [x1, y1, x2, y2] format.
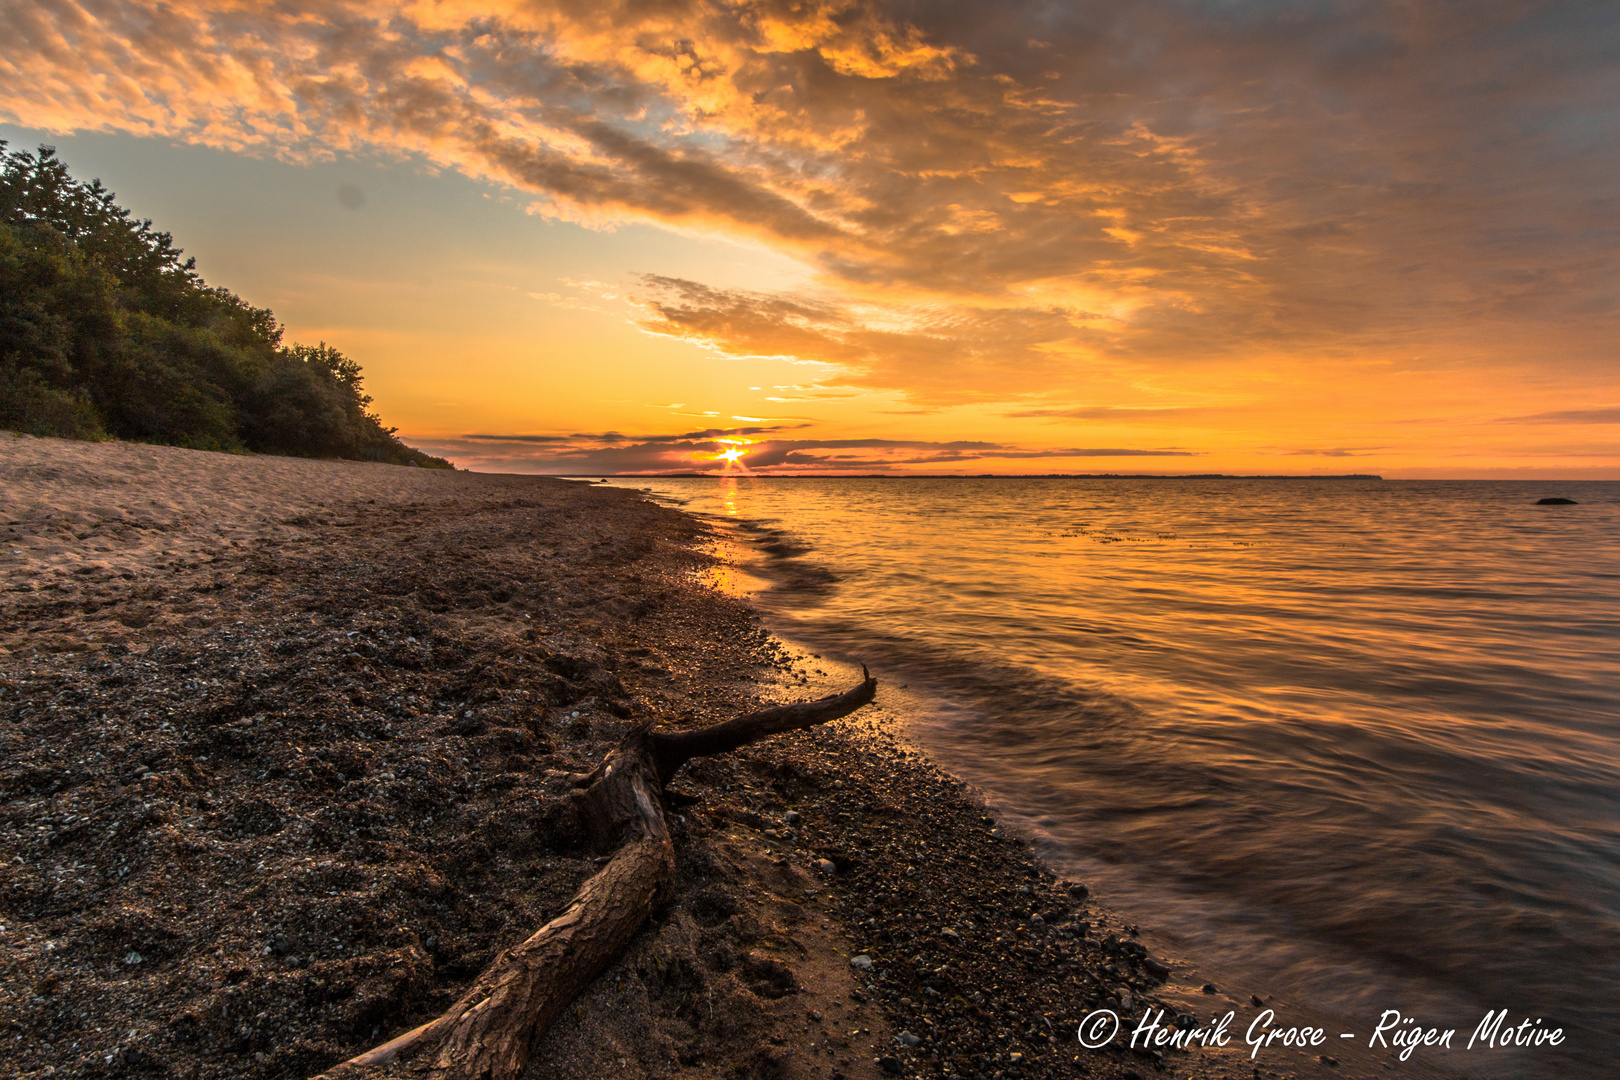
[3, 0, 1615, 458]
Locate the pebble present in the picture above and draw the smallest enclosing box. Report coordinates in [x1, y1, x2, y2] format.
[850, 954, 874, 970]
[815, 859, 838, 875]
[896, 1031, 921, 1047]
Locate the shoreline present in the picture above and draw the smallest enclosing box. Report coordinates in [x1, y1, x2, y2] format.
[2, 435, 1460, 1080]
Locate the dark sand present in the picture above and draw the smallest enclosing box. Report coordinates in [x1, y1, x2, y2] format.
[1, 435, 1430, 1080]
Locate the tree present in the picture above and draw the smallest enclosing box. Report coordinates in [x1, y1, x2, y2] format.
[0, 141, 450, 467]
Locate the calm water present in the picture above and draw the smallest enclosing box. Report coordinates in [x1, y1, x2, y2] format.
[609, 476, 1620, 1072]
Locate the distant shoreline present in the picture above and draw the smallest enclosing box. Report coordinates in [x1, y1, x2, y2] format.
[568, 472, 1388, 480]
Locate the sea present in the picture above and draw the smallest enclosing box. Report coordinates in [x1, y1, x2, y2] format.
[604, 475, 1619, 1076]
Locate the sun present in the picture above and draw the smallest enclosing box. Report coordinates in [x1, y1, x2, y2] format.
[717, 448, 744, 463]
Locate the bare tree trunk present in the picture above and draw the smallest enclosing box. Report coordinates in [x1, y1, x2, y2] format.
[316, 670, 876, 1080]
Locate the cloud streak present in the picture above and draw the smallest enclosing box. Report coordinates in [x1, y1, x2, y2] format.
[423, 425, 1197, 473]
[1492, 407, 1620, 425]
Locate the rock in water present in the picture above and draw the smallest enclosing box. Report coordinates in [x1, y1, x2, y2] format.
[1535, 497, 1578, 505]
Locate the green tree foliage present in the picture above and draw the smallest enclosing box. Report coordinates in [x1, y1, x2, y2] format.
[0, 142, 450, 467]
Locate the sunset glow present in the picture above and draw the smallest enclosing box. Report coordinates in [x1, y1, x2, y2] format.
[3, 1, 1615, 476]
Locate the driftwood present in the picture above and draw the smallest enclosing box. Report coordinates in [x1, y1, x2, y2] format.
[317, 669, 878, 1080]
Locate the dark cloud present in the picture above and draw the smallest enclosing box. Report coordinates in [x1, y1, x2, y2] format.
[5, 0, 1615, 411]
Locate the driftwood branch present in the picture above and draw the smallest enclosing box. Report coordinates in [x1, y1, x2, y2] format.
[649, 668, 877, 783]
[317, 669, 877, 1080]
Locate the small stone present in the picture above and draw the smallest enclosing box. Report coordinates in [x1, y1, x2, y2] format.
[1029, 913, 1045, 926]
[896, 1031, 921, 1047]
[816, 859, 838, 875]
[785, 811, 802, 825]
[123, 951, 143, 965]
[877, 1056, 903, 1075]
[1202, 982, 1219, 994]
[1251, 994, 1265, 1007]
[1319, 1055, 1339, 1067]
[850, 954, 874, 970]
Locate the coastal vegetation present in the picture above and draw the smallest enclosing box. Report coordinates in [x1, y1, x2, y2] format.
[0, 142, 447, 467]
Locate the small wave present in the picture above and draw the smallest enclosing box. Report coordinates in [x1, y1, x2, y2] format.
[614, 474, 1620, 1074]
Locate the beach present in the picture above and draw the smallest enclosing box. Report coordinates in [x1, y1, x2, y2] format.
[2, 435, 1470, 1080]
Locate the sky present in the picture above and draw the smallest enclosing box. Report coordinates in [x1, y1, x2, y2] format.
[2, 0, 1617, 477]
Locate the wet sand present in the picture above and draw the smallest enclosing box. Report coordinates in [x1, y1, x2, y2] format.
[0, 434, 1458, 1080]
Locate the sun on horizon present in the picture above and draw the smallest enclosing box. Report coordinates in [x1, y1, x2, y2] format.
[2, 0, 1616, 479]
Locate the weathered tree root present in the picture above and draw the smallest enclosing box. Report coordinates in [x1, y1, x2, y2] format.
[316, 669, 878, 1080]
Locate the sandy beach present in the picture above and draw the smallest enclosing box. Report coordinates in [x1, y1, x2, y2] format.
[1, 434, 1451, 1080]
